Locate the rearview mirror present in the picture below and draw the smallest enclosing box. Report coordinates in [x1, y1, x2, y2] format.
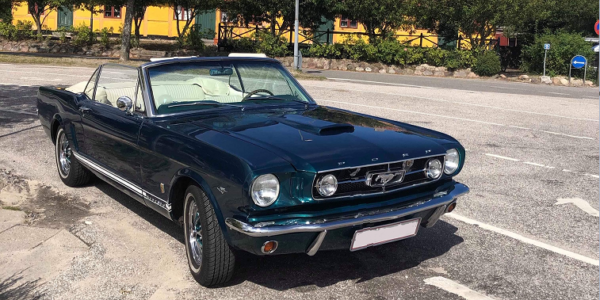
[116, 96, 133, 114]
[210, 68, 233, 76]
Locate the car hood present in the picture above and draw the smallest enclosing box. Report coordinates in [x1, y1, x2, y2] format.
[186, 106, 456, 172]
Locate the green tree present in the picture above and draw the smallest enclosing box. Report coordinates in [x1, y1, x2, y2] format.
[0, 0, 13, 23]
[12, 0, 66, 36]
[414, 0, 519, 48]
[71, 0, 106, 43]
[516, 0, 598, 36]
[335, 0, 411, 42]
[223, 0, 337, 37]
[169, 0, 220, 44]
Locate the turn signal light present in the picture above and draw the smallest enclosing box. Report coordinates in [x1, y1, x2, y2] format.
[446, 202, 457, 213]
[261, 241, 278, 254]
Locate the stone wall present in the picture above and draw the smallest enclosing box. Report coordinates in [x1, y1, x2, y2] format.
[276, 56, 479, 79]
[0, 39, 199, 60]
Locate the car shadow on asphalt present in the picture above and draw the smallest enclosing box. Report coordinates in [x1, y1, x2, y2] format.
[93, 180, 463, 290]
[94, 181, 184, 244]
[230, 220, 463, 290]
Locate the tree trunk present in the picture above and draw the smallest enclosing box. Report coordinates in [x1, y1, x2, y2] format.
[120, 0, 135, 61]
[134, 19, 141, 45]
[33, 14, 42, 36]
[89, 10, 94, 44]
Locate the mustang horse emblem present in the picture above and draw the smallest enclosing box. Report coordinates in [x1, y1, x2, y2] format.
[374, 173, 395, 185]
[366, 171, 405, 187]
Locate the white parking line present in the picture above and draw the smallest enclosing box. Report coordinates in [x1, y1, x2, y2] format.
[548, 92, 570, 96]
[320, 99, 506, 126]
[327, 77, 428, 89]
[540, 130, 595, 140]
[484, 153, 520, 161]
[555, 198, 599, 217]
[445, 213, 600, 266]
[311, 83, 599, 122]
[424, 277, 496, 300]
[318, 99, 597, 140]
[523, 162, 554, 169]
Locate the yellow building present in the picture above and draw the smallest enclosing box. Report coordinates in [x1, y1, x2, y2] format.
[11, 5, 438, 47]
[11, 4, 216, 38]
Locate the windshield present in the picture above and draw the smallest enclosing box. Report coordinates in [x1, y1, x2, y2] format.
[146, 61, 312, 115]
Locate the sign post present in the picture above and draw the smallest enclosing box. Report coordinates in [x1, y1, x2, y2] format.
[543, 43, 550, 77]
[569, 55, 587, 85]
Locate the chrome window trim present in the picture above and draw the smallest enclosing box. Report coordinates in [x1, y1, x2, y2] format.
[311, 154, 446, 201]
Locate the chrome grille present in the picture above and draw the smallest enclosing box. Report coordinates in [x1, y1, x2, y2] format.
[313, 155, 445, 199]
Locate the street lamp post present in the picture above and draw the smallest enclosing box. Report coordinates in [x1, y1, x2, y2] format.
[293, 0, 300, 70]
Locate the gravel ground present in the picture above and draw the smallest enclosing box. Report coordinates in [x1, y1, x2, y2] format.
[0, 63, 597, 300]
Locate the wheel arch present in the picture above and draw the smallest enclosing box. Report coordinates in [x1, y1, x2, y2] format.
[168, 170, 229, 240]
[50, 114, 63, 144]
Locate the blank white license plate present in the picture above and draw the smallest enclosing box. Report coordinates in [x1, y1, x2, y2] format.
[350, 218, 421, 251]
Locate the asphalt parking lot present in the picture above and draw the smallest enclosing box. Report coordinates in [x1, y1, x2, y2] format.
[0, 63, 598, 300]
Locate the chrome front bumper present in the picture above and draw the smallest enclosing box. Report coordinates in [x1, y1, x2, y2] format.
[226, 182, 469, 255]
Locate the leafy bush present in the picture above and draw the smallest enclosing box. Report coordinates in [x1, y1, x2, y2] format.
[0, 22, 18, 40]
[521, 31, 594, 77]
[253, 31, 289, 57]
[72, 24, 94, 46]
[472, 51, 501, 76]
[182, 26, 206, 52]
[226, 36, 256, 53]
[0, 21, 33, 41]
[301, 38, 478, 69]
[56, 26, 72, 43]
[97, 27, 113, 48]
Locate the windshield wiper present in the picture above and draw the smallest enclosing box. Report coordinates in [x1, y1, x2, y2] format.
[166, 101, 242, 109]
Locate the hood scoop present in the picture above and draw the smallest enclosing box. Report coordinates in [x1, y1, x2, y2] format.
[275, 115, 354, 136]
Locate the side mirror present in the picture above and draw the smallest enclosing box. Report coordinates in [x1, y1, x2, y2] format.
[116, 96, 133, 114]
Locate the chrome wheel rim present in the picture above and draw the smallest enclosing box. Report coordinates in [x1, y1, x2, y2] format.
[187, 198, 203, 267]
[58, 132, 71, 176]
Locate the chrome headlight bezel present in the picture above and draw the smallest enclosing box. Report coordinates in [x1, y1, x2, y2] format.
[250, 174, 280, 207]
[317, 174, 338, 197]
[444, 148, 460, 175]
[425, 158, 443, 179]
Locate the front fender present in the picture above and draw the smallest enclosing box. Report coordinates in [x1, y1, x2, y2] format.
[168, 169, 232, 242]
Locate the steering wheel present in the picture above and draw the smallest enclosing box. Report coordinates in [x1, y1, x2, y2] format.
[242, 89, 274, 101]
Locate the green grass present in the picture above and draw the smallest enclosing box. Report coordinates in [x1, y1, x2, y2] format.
[0, 54, 143, 68]
[2, 205, 21, 211]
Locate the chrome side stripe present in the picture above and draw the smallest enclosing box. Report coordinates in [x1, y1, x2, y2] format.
[74, 151, 144, 196]
[73, 151, 170, 211]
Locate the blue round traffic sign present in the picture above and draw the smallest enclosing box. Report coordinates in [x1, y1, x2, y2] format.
[571, 55, 587, 69]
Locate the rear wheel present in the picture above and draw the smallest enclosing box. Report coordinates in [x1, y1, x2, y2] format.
[183, 185, 235, 286]
[55, 127, 92, 187]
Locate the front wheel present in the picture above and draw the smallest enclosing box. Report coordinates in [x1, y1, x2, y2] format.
[55, 127, 92, 187]
[183, 185, 235, 286]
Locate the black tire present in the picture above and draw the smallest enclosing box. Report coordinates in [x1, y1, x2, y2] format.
[183, 185, 235, 286]
[55, 127, 92, 187]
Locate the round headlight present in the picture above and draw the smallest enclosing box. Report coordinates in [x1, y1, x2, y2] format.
[426, 159, 443, 179]
[444, 148, 460, 174]
[251, 174, 280, 207]
[317, 174, 338, 197]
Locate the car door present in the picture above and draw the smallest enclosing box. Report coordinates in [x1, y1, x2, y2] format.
[77, 64, 144, 188]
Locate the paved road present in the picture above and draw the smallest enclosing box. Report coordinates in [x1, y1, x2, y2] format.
[305, 68, 599, 100]
[0, 63, 598, 300]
